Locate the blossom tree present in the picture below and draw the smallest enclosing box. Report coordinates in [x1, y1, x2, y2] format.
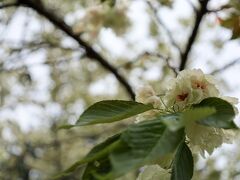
[0, 0, 240, 179]
[57, 69, 238, 179]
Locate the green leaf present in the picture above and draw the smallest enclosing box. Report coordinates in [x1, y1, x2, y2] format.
[161, 97, 237, 130]
[171, 141, 194, 180]
[181, 107, 216, 126]
[159, 107, 216, 131]
[194, 97, 237, 129]
[75, 100, 153, 126]
[101, 0, 116, 7]
[137, 165, 171, 180]
[107, 119, 184, 178]
[59, 120, 184, 179]
[82, 157, 112, 180]
[54, 134, 120, 179]
[159, 113, 181, 131]
[84, 134, 121, 161]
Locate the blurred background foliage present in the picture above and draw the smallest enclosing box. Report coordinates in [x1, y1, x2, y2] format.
[0, 0, 240, 179]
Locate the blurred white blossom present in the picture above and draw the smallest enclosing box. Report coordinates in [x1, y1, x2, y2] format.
[135, 85, 162, 123]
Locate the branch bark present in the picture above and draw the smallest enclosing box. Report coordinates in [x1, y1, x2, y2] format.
[179, 0, 210, 71]
[145, 52, 178, 76]
[0, 2, 19, 9]
[147, 1, 182, 54]
[210, 57, 240, 75]
[16, 0, 135, 100]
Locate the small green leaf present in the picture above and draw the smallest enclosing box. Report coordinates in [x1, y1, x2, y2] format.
[57, 124, 75, 130]
[159, 113, 181, 131]
[71, 100, 153, 127]
[107, 119, 184, 178]
[194, 97, 237, 129]
[137, 165, 171, 180]
[171, 141, 194, 180]
[160, 107, 216, 131]
[162, 97, 237, 130]
[101, 0, 116, 7]
[54, 134, 120, 179]
[82, 157, 112, 180]
[181, 107, 216, 125]
[59, 119, 184, 179]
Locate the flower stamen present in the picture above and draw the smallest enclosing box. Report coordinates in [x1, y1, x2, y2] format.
[176, 93, 188, 101]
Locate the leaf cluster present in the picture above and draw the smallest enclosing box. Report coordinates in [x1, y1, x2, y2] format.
[56, 97, 237, 179]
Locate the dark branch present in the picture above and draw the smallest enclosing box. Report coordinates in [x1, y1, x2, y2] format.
[145, 52, 178, 76]
[4, 41, 81, 53]
[0, 2, 19, 9]
[207, 5, 231, 13]
[147, 1, 182, 54]
[186, 0, 198, 13]
[179, 0, 210, 71]
[17, 0, 135, 100]
[210, 57, 240, 75]
[119, 51, 178, 77]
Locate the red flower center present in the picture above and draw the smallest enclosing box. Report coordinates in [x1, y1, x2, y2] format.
[177, 93, 188, 101]
[194, 81, 207, 90]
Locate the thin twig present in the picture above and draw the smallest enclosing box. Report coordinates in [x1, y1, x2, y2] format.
[5, 41, 81, 53]
[179, 0, 210, 71]
[145, 52, 178, 76]
[210, 57, 240, 75]
[123, 51, 178, 76]
[165, 57, 178, 76]
[147, 1, 182, 54]
[16, 0, 135, 100]
[0, 54, 85, 73]
[207, 5, 231, 13]
[186, 0, 198, 13]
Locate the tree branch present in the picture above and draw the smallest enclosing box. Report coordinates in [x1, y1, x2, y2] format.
[207, 5, 231, 13]
[179, 0, 210, 71]
[186, 0, 198, 13]
[147, 1, 182, 54]
[210, 57, 240, 75]
[4, 41, 81, 53]
[119, 51, 178, 77]
[0, 2, 19, 9]
[145, 52, 178, 76]
[0, 54, 85, 74]
[17, 0, 135, 100]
